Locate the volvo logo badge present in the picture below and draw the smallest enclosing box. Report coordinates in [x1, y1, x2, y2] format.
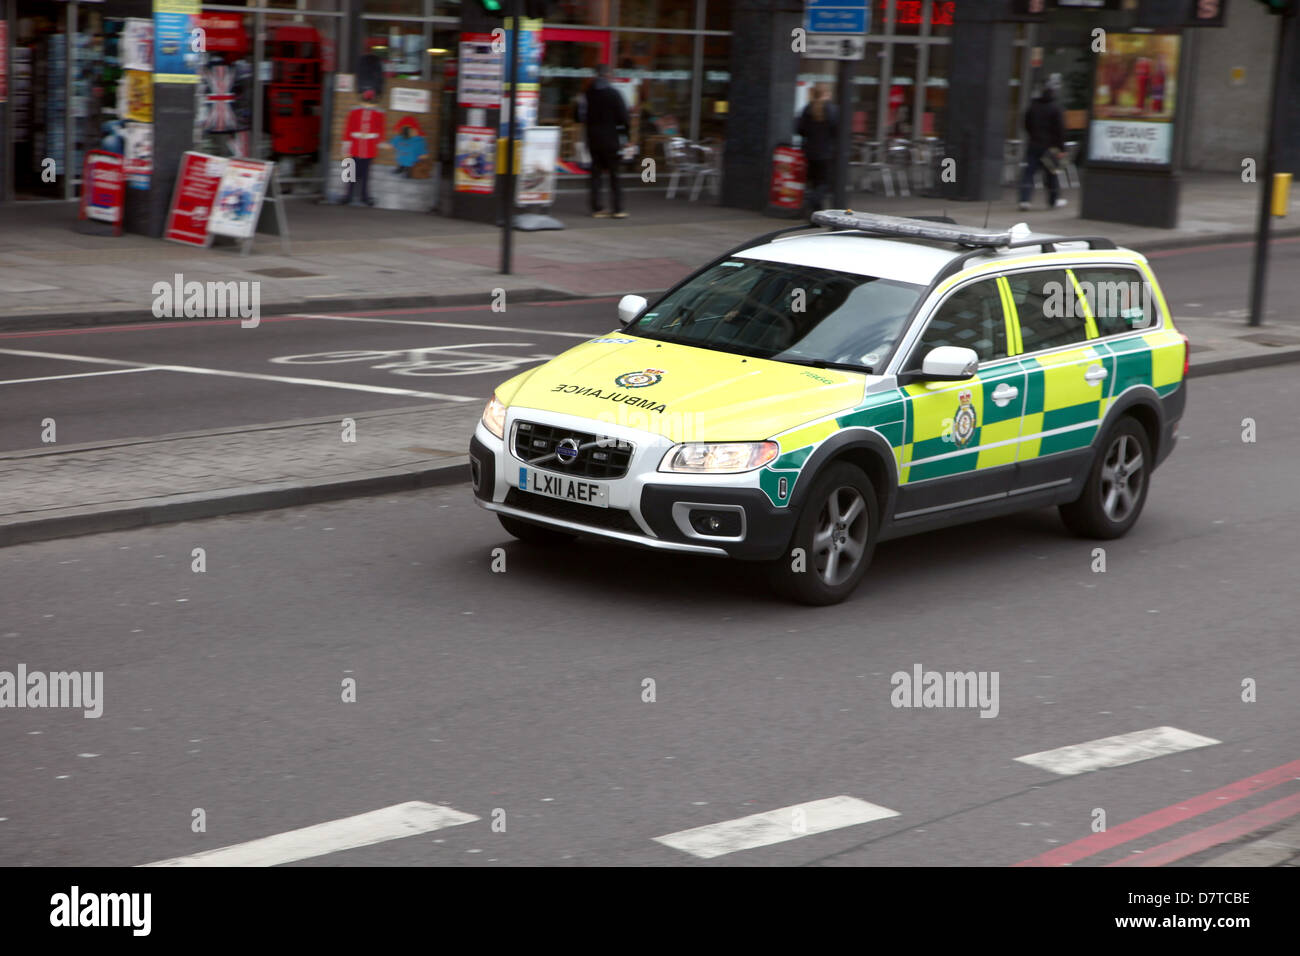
[555, 438, 581, 464]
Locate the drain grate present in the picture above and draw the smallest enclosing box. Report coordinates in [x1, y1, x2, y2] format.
[1239, 332, 1300, 348]
[248, 267, 322, 278]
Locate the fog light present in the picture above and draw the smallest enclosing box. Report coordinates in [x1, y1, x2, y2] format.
[689, 509, 742, 537]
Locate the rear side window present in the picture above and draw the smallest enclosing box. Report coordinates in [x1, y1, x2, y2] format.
[1006, 269, 1089, 353]
[909, 278, 1008, 366]
[1071, 267, 1157, 336]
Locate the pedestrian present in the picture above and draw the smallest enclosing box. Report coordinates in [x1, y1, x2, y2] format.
[578, 63, 630, 219]
[1019, 84, 1068, 211]
[797, 84, 838, 212]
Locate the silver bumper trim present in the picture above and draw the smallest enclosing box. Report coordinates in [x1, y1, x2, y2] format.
[477, 500, 730, 556]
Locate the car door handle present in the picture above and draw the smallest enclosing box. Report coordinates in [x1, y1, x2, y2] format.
[1084, 364, 1109, 385]
[991, 383, 1019, 406]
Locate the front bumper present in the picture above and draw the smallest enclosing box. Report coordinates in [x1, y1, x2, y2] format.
[469, 415, 796, 561]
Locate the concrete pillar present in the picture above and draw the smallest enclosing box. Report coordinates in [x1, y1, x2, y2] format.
[939, 3, 1015, 203]
[720, 0, 802, 212]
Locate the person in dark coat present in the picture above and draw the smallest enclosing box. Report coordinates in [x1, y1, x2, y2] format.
[578, 63, 630, 218]
[1019, 85, 1068, 210]
[797, 84, 838, 212]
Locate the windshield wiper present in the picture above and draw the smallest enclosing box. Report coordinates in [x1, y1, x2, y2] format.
[781, 358, 876, 375]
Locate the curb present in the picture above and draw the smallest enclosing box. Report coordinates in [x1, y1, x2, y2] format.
[4, 228, 1300, 333]
[3, 343, 1299, 548]
[0, 288, 574, 333]
[0, 457, 468, 548]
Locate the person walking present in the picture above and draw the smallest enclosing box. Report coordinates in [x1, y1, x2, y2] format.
[1019, 84, 1068, 211]
[797, 84, 838, 212]
[578, 64, 630, 219]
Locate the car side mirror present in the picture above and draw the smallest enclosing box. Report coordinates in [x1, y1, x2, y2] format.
[897, 345, 979, 385]
[618, 294, 648, 326]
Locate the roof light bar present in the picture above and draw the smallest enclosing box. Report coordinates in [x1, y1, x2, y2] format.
[811, 210, 1014, 248]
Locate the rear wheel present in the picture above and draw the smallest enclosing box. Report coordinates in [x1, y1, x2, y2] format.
[768, 462, 879, 606]
[498, 515, 577, 546]
[1059, 417, 1151, 539]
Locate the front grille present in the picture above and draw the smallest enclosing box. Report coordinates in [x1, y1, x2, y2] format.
[504, 488, 645, 535]
[512, 420, 634, 479]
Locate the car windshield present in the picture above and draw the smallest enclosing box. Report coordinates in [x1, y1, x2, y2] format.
[628, 258, 924, 372]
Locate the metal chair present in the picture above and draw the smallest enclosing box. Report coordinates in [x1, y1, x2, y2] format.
[664, 137, 717, 200]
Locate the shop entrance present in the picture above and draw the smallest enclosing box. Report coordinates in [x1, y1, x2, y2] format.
[7, 1, 145, 200]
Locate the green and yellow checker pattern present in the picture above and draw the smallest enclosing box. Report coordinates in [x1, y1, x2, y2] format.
[757, 256, 1185, 507]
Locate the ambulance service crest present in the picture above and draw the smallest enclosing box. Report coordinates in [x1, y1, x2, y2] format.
[952, 389, 977, 447]
[614, 368, 664, 388]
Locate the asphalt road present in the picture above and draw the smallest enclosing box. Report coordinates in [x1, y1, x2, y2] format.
[1, 238, 1299, 453]
[1, 365, 1295, 867]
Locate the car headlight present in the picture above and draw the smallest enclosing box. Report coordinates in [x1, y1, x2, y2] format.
[659, 441, 780, 474]
[481, 394, 507, 439]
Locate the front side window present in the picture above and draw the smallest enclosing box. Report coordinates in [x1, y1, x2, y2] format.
[1006, 269, 1089, 353]
[908, 278, 1008, 367]
[631, 259, 924, 372]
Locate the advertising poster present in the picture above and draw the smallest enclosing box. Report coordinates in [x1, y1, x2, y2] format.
[454, 125, 496, 193]
[123, 70, 154, 122]
[518, 126, 559, 206]
[390, 87, 431, 113]
[123, 121, 154, 189]
[458, 33, 502, 109]
[80, 151, 126, 229]
[122, 19, 155, 72]
[165, 151, 228, 246]
[1089, 33, 1180, 167]
[769, 145, 807, 210]
[209, 157, 273, 239]
[154, 0, 201, 84]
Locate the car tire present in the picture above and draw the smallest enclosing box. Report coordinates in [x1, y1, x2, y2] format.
[768, 462, 879, 606]
[1059, 416, 1152, 539]
[498, 515, 577, 546]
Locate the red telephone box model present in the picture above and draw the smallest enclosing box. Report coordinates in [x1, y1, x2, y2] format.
[268, 24, 323, 156]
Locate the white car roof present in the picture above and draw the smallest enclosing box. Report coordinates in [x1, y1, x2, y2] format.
[736, 227, 1139, 288]
[736, 233, 964, 286]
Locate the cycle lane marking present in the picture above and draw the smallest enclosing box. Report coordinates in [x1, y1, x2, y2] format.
[0, 348, 478, 402]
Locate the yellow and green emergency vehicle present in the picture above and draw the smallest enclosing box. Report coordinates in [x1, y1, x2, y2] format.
[469, 211, 1188, 604]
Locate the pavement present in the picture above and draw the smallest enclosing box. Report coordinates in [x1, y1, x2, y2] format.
[1, 365, 1297, 867]
[4, 173, 1300, 547]
[3, 170, 1299, 329]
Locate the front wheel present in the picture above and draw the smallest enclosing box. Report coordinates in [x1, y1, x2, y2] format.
[1059, 417, 1152, 539]
[768, 462, 879, 606]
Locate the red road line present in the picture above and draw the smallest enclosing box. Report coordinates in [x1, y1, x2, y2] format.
[0, 314, 319, 340]
[1106, 790, 1300, 867]
[1013, 758, 1300, 867]
[0, 297, 619, 340]
[1144, 236, 1300, 258]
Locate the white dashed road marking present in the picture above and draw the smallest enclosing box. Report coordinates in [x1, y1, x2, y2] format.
[0, 347, 477, 402]
[1014, 726, 1220, 776]
[653, 796, 900, 860]
[140, 801, 479, 867]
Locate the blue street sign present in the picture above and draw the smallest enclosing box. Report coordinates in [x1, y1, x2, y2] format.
[804, 0, 870, 36]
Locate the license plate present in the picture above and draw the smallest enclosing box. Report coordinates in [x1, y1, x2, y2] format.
[518, 468, 609, 508]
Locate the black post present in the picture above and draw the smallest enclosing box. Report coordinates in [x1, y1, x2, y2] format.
[834, 58, 853, 209]
[500, 1, 521, 275]
[1249, 12, 1292, 327]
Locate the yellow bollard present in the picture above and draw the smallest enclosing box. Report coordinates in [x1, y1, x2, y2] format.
[1272, 172, 1292, 217]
